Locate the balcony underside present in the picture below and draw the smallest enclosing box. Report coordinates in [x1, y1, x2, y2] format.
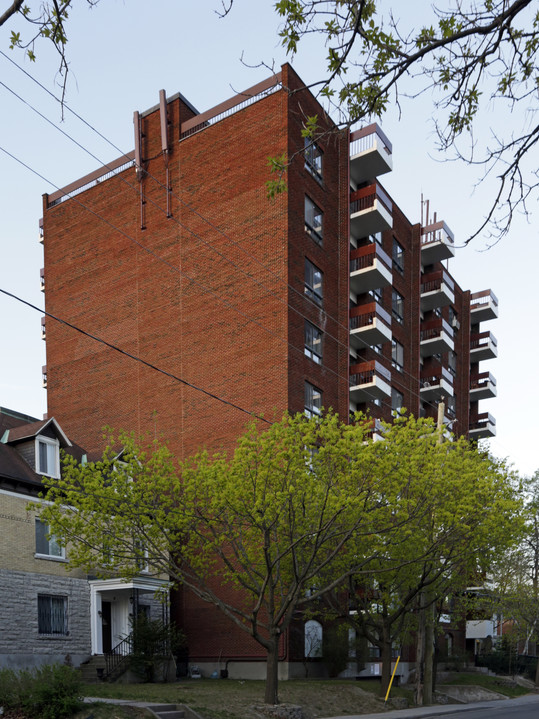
[420, 333, 454, 357]
[350, 260, 392, 294]
[470, 383, 497, 401]
[470, 342, 498, 362]
[469, 422, 496, 439]
[420, 378, 453, 401]
[350, 320, 392, 349]
[421, 240, 455, 264]
[420, 286, 455, 312]
[471, 303, 499, 323]
[349, 377, 391, 403]
[350, 202, 392, 238]
[350, 145, 393, 185]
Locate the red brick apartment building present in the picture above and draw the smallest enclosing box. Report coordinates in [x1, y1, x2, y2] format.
[39, 63, 498, 677]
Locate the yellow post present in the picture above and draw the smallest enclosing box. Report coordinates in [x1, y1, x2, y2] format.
[384, 655, 401, 702]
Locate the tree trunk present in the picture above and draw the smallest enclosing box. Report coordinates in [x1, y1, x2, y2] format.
[264, 639, 280, 705]
[415, 596, 425, 706]
[423, 599, 434, 704]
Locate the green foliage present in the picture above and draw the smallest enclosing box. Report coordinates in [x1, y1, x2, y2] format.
[0, 663, 83, 719]
[322, 625, 350, 677]
[34, 412, 521, 704]
[128, 614, 186, 683]
[266, 152, 288, 199]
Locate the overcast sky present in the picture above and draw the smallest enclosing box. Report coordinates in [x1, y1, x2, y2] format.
[0, 0, 536, 475]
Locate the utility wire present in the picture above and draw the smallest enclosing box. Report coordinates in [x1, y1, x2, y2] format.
[0, 58, 450, 418]
[0, 286, 272, 426]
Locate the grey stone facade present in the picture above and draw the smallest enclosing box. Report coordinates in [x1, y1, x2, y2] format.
[0, 568, 91, 669]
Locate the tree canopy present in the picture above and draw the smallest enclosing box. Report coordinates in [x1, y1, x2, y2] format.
[271, 0, 538, 241]
[34, 412, 521, 703]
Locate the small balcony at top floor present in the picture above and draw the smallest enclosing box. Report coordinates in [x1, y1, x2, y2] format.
[469, 412, 496, 439]
[470, 289, 499, 323]
[350, 243, 392, 294]
[420, 220, 455, 264]
[349, 124, 393, 185]
[349, 360, 392, 403]
[40, 268, 45, 292]
[470, 371, 497, 400]
[350, 183, 393, 238]
[349, 302, 392, 350]
[470, 331, 498, 362]
[420, 269, 455, 312]
[420, 365, 454, 401]
[420, 318, 454, 357]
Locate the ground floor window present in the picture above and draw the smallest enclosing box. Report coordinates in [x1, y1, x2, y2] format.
[38, 594, 68, 635]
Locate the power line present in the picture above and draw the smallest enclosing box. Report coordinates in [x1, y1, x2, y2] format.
[0, 286, 272, 426]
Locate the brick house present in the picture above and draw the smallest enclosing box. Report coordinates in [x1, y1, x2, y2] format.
[38, 63, 498, 678]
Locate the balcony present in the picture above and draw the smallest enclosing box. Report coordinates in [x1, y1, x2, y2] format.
[41, 316, 46, 340]
[40, 268, 45, 292]
[420, 269, 455, 311]
[471, 290, 499, 322]
[420, 318, 454, 357]
[420, 366, 453, 401]
[469, 412, 496, 439]
[349, 302, 392, 349]
[470, 331, 498, 362]
[466, 620, 495, 640]
[349, 124, 393, 185]
[470, 371, 497, 400]
[420, 221, 455, 264]
[349, 360, 391, 403]
[42, 365, 47, 389]
[350, 183, 393, 238]
[350, 243, 392, 294]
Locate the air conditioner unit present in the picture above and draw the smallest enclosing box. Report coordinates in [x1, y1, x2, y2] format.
[452, 318, 460, 330]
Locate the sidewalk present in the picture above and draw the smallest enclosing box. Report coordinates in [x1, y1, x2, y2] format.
[320, 691, 539, 719]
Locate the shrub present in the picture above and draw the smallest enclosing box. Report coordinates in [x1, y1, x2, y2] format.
[0, 663, 83, 719]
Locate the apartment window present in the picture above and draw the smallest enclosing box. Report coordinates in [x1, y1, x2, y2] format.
[391, 388, 404, 413]
[305, 321, 323, 364]
[304, 259, 323, 305]
[38, 594, 68, 635]
[304, 138, 323, 181]
[392, 290, 404, 324]
[35, 518, 65, 559]
[448, 350, 457, 376]
[392, 239, 404, 274]
[305, 381, 322, 418]
[36, 436, 60, 478]
[370, 287, 383, 304]
[447, 395, 456, 417]
[392, 340, 404, 372]
[305, 196, 323, 245]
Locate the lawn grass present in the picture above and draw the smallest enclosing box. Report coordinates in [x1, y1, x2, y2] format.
[440, 671, 530, 698]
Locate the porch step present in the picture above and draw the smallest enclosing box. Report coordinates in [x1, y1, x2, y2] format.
[79, 655, 107, 683]
[147, 706, 184, 719]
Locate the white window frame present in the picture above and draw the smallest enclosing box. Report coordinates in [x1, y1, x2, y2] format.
[304, 321, 323, 365]
[35, 436, 60, 479]
[305, 381, 322, 418]
[35, 518, 66, 560]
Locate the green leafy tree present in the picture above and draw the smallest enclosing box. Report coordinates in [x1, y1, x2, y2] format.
[34, 412, 520, 704]
[1, 1, 100, 103]
[320, 418, 521, 699]
[253, 0, 538, 240]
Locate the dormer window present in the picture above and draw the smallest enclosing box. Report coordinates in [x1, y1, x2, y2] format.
[36, 436, 60, 478]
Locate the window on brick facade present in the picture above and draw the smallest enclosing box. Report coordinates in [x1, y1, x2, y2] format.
[305, 196, 323, 245]
[392, 340, 404, 372]
[392, 239, 404, 274]
[447, 395, 456, 417]
[304, 138, 323, 181]
[305, 321, 323, 364]
[391, 388, 404, 414]
[304, 259, 323, 305]
[392, 290, 404, 324]
[35, 518, 65, 559]
[305, 619, 323, 657]
[305, 381, 322, 418]
[448, 350, 457, 376]
[38, 594, 68, 635]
